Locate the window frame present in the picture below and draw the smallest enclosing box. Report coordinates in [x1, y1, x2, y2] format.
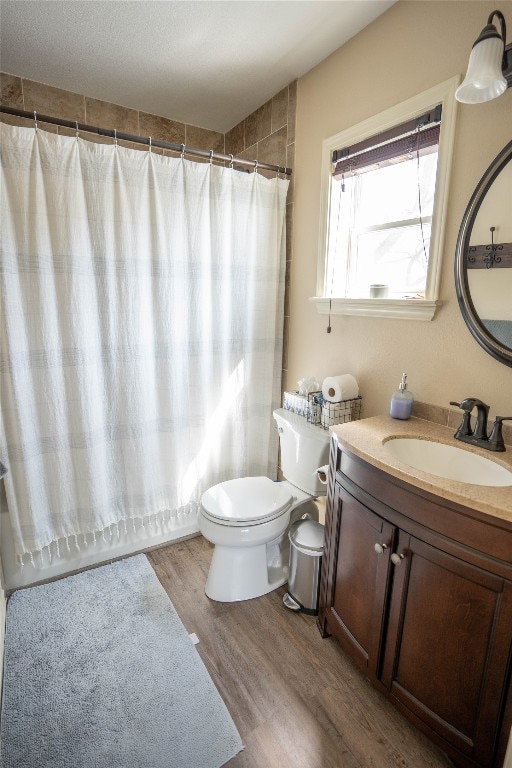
[311, 77, 460, 321]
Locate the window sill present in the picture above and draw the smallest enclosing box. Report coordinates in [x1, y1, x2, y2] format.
[309, 297, 442, 321]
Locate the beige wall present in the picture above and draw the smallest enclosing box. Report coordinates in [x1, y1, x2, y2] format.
[290, 1, 512, 420]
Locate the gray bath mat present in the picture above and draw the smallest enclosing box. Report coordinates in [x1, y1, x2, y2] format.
[0, 554, 243, 768]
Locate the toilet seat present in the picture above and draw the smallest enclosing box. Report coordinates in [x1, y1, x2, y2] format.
[201, 476, 293, 527]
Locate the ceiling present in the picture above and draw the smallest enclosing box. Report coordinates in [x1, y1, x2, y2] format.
[0, 1, 395, 133]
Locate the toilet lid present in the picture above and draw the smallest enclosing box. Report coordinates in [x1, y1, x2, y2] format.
[201, 476, 293, 524]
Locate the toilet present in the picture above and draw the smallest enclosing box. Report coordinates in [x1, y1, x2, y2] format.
[199, 408, 330, 602]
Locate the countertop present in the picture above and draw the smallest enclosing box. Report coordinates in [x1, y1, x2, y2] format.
[330, 415, 512, 523]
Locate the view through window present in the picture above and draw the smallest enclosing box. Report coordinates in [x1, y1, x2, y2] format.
[326, 112, 441, 300]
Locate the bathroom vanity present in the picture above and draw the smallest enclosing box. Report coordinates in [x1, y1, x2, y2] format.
[318, 415, 512, 768]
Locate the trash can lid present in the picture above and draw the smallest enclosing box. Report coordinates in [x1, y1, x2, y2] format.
[289, 519, 324, 553]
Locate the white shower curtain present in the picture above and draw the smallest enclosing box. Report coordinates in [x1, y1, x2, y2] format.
[0, 123, 288, 564]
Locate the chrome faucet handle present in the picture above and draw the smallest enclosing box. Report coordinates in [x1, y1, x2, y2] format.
[487, 416, 512, 452]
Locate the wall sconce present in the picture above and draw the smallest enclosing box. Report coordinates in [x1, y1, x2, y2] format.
[456, 9, 512, 103]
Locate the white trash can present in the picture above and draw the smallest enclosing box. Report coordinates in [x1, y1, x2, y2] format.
[283, 518, 324, 615]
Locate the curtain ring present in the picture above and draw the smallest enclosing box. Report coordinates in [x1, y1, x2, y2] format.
[33, 111, 38, 132]
[148, 136, 152, 153]
[254, 160, 259, 173]
[75, 121, 79, 141]
[209, 150, 214, 165]
[229, 153, 234, 169]
[114, 129, 118, 147]
[181, 143, 185, 159]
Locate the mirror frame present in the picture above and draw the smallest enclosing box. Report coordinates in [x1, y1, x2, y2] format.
[455, 139, 512, 368]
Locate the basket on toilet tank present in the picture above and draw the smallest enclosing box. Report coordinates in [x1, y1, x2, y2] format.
[282, 390, 362, 430]
[315, 393, 362, 429]
[316, 374, 362, 429]
[282, 390, 321, 422]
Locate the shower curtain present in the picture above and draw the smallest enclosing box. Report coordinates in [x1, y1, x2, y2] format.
[0, 123, 288, 565]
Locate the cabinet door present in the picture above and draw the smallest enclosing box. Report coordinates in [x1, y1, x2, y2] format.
[382, 531, 512, 766]
[327, 484, 395, 680]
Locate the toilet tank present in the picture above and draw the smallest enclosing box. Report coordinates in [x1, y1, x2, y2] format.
[273, 408, 330, 496]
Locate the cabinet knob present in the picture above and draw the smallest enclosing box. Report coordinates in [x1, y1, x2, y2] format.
[391, 552, 405, 566]
[374, 542, 388, 555]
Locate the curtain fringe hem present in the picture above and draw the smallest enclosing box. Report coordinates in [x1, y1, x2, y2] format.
[15, 504, 200, 569]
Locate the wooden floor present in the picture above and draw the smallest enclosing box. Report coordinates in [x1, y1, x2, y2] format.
[148, 536, 454, 768]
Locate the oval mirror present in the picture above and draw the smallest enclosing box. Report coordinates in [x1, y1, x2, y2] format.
[455, 140, 512, 368]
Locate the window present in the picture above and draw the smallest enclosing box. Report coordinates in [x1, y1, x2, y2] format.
[329, 115, 440, 299]
[312, 78, 460, 320]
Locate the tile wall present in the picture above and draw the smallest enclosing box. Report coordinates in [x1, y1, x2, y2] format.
[0, 72, 223, 155]
[225, 82, 296, 386]
[0, 72, 296, 387]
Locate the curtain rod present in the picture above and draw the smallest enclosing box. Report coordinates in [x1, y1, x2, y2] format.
[0, 105, 292, 177]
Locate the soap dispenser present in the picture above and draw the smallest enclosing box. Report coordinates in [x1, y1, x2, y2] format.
[390, 373, 414, 420]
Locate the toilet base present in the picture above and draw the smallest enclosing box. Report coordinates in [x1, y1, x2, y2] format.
[201, 497, 320, 603]
[205, 540, 288, 602]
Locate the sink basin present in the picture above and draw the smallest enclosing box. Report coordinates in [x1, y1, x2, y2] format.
[383, 438, 512, 487]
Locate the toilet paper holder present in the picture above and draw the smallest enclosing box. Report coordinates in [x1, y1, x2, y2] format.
[316, 465, 329, 484]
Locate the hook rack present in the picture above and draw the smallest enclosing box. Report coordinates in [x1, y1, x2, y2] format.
[466, 226, 511, 270]
[484, 226, 503, 268]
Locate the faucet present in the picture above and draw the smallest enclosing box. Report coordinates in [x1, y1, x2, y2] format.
[450, 398, 511, 452]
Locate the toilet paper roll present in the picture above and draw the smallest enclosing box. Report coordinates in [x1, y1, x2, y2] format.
[321, 374, 359, 403]
[316, 465, 329, 485]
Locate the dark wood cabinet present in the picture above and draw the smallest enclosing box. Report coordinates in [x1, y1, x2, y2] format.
[326, 482, 394, 679]
[318, 439, 512, 768]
